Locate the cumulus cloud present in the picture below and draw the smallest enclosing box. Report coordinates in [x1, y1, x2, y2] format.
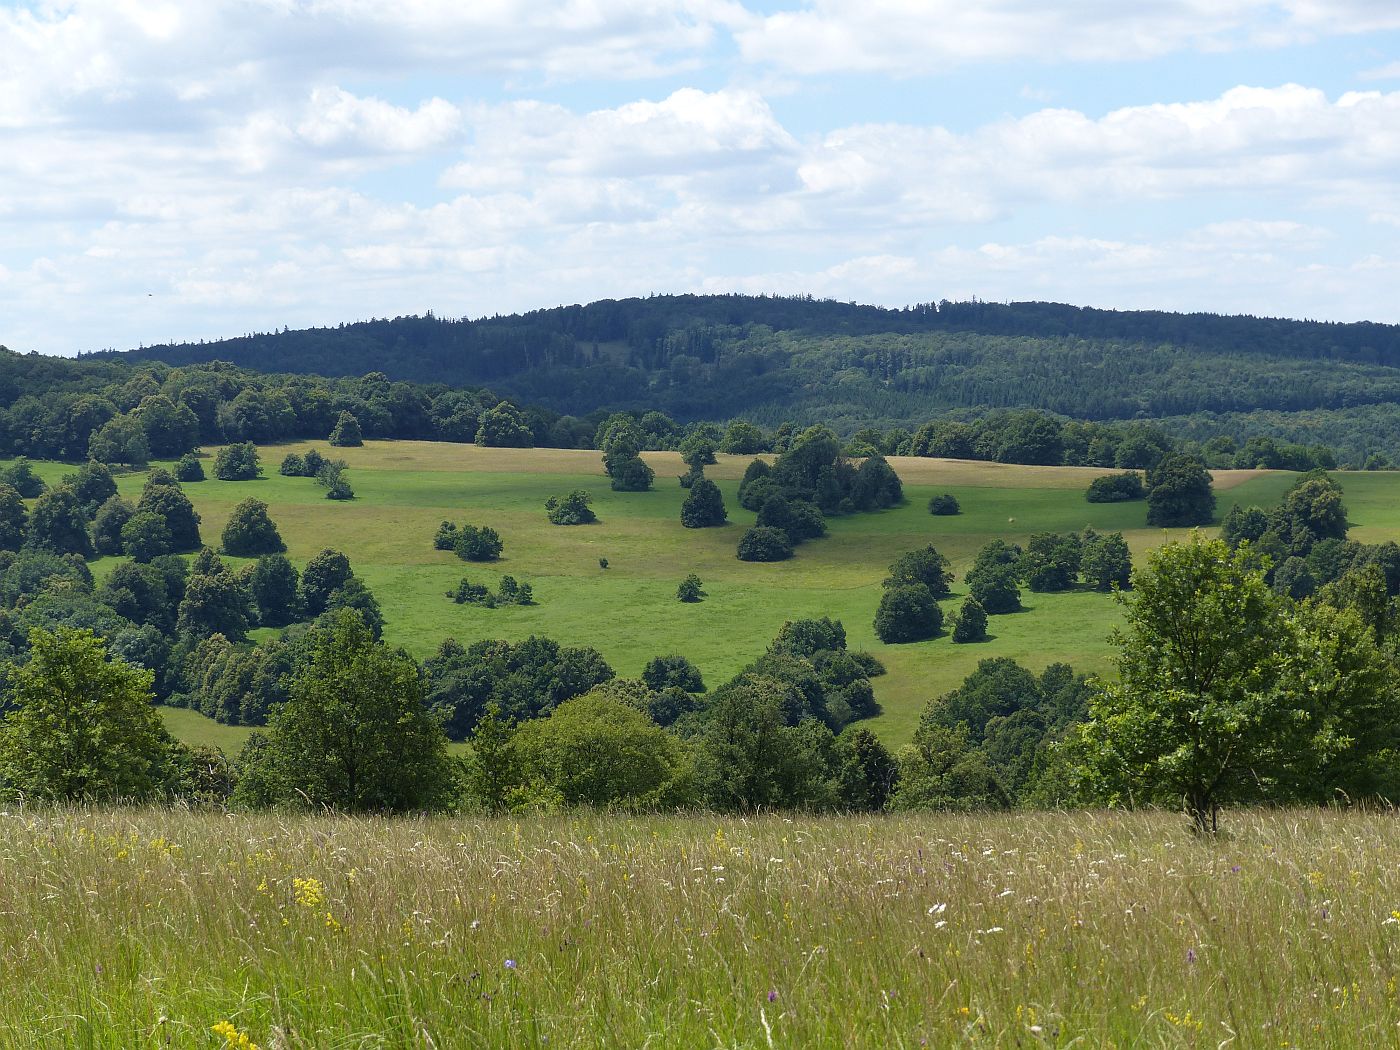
[3, 0, 1400, 354]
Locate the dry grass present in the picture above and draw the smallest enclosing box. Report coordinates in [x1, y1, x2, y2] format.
[4, 807, 1399, 1048]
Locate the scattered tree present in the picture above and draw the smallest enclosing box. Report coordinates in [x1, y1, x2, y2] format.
[680, 477, 727, 528]
[328, 411, 363, 447]
[213, 441, 262, 481]
[676, 573, 706, 602]
[222, 498, 286, 557]
[546, 490, 596, 525]
[874, 583, 941, 643]
[950, 596, 989, 643]
[0, 628, 177, 802]
[737, 525, 793, 562]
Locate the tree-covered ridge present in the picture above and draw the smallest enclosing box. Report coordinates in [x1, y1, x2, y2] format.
[92, 294, 1400, 460]
[98, 294, 1400, 415]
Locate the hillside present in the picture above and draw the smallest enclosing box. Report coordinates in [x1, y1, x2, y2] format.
[12, 442, 1380, 751]
[99, 294, 1400, 462]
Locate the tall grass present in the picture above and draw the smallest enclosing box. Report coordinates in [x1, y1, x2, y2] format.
[2, 808, 1398, 1047]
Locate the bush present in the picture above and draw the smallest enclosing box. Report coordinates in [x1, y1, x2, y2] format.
[279, 453, 305, 477]
[642, 654, 705, 693]
[680, 477, 727, 528]
[120, 511, 173, 563]
[874, 583, 941, 643]
[966, 564, 1022, 613]
[676, 573, 706, 602]
[1082, 531, 1132, 590]
[27, 486, 93, 558]
[546, 490, 596, 525]
[433, 521, 458, 550]
[1, 458, 46, 498]
[0, 484, 27, 552]
[315, 459, 354, 500]
[736, 526, 793, 562]
[885, 546, 954, 598]
[454, 525, 504, 562]
[950, 597, 989, 642]
[927, 493, 960, 515]
[1019, 533, 1082, 592]
[328, 411, 363, 447]
[213, 442, 260, 481]
[221, 498, 285, 557]
[450, 579, 492, 605]
[91, 496, 131, 556]
[174, 454, 205, 482]
[1086, 472, 1145, 503]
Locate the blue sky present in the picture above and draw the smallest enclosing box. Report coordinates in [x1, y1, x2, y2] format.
[3, 1, 1400, 355]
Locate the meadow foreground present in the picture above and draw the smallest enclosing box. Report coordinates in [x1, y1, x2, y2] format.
[5, 807, 1398, 1048]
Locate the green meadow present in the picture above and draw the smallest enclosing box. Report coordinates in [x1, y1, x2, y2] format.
[6, 806, 1400, 1048]
[17, 444, 1383, 749]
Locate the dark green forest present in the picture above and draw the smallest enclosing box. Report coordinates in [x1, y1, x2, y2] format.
[90, 294, 1400, 463]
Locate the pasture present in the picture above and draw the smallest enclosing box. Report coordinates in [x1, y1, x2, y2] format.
[18, 444, 1376, 746]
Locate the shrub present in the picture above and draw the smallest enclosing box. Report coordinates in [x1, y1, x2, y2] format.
[328, 411, 363, 447]
[90, 495, 131, 554]
[885, 546, 954, 598]
[174, 454, 205, 482]
[279, 453, 305, 477]
[546, 490, 596, 525]
[737, 526, 794, 562]
[676, 573, 706, 602]
[950, 597, 989, 642]
[1086, 472, 1145, 503]
[927, 493, 960, 515]
[1019, 533, 1082, 592]
[0, 484, 28, 552]
[213, 442, 260, 481]
[315, 459, 354, 500]
[120, 511, 173, 563]
[299, 549, 354, 618]
[966, 564, 1022, 614]
[1, 458, 46, 498]
[680, 477, 727, 528]
[1082, 531, 1132, 591]
[454, 525, 504, 562]
[642, 654, 705, 693]
[873, 583, 941, 643]
[27, 486, 93, 558]
[221, 498, 285, 557]
[434, 522, 458, 550]
[450, 579, 492, 605]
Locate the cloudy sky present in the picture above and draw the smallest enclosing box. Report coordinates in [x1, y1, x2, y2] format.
[4, 1, 1400, 355]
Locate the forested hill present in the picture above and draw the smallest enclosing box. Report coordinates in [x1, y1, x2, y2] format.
[100, 294, 1400, 435]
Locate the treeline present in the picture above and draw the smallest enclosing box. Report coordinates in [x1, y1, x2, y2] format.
[91, 294, 1400, 460]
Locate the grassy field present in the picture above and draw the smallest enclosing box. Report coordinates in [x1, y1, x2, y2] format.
[17, 445, 1379, 747]
[4, 806, 1400, 1048]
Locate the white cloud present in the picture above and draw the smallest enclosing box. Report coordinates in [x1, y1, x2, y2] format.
[735, 0, 1400, 76]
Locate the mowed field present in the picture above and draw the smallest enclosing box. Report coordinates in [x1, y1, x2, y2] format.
[19, 444, 1400, 749]
[7, 806, 1400, 1048]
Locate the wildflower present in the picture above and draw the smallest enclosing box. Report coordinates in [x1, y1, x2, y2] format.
[768, 990, 778, 1003]
[1186, 948, 1197, 965]
[927, 903, 946, 916]
[211, 1020, 262, 1050]
[504, 959, 517, 970]
[292, 877, 325, 909]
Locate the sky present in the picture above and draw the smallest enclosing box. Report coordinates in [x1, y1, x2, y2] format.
[3, 2, 1400, 355]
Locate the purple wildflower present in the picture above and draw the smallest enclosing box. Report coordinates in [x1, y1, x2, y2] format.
[1186, 948, 1197, 965]
[768, 990, 778, 1003]
[504, 959, 517, 970]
